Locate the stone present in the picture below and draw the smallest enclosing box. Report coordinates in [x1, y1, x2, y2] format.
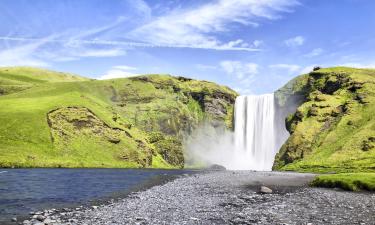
[43, 218, 56, 224]
[362, 140, 374, 151]
[11, 217, 17, 222]
[36, 215, 45, 222]
[308, 107, 319, 116]
[356, 94, 369, 104]
[107, 137, 121, 144]
[259, 186, 273, 194]
[33, 223, 44, 225]
[313, 66, 321, 71]
[206, 164, 226, 171]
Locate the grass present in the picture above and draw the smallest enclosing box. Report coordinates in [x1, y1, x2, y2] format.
[0, 67, 237, 169]
[311, 173, 375, 191]
[274, 67, 375, 174]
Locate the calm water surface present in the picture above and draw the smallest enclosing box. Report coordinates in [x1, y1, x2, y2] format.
[0, 168, 196, 223]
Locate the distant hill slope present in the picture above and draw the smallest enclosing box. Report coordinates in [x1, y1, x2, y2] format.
[0, 67, 89, 95]
[274, 67, 375, 173]
[0, 67, 237, 168]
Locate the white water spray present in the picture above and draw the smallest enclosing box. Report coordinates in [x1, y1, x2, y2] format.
[185, 93, 287, 171]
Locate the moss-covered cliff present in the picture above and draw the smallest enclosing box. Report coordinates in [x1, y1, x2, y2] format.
[0, 67, 237, 168]
[273, 67, 375, 173]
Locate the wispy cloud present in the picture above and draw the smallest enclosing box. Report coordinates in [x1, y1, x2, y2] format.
[284, 35, 305, 47]
[0, 36, 57, 67]
[269, 63, 301, 73]
[300, 65, 318, 74]
[98, 65, 139, 80]
[304, 48, 323, 57]
[128, 0, 299, 51]
[220, 60, 258, 79]
[252, 40, 264, 48]
[0, 25, 129, 66]
[340, 62, 375, 69]
[74, 48, 126, 58]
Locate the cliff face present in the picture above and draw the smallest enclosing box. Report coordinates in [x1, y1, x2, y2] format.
[273, 67, 375, 173]
[0, 67, 237, 168]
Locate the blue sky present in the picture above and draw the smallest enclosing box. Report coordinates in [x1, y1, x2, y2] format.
[1, 0, 375, 94]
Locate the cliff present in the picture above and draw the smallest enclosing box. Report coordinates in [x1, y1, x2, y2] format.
[0, 67, 237, 168]
[273, 67, 375, 173]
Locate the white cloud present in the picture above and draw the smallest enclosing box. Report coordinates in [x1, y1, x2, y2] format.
[220, 60, 258, 79]
[269, 64, 301, 73]
[300, 65, 318, 74]
[299, 62, 375, 75]
[98, 65, 138, 80]
[128, 0, 299, 50]
[0, 36, 55, 67]
[284, 35, 305, 47]
[113, 65, 137, 70]
[252, 40, 264, 48]
[233, 87, 254, 95]
[75, 48, 126, 57]
[0, 30, 128, 66]
[304, 48, 323, 57]
[340, 62, 375, 69]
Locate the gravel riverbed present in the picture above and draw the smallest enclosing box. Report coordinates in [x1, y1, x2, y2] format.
[21, 171, 375, 225]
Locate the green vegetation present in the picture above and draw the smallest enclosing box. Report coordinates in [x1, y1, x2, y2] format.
[274, 67, 375, 173]
[274, 67, 375, 191]
[0, 67, 237, 168]
[311, 173, 375, 191]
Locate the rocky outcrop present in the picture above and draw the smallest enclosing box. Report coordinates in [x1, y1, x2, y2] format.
[0, 68, 237, 169]
[273, 67, 375, 173]
[110, 75, 237, 167]
[47, 107, 153, 167]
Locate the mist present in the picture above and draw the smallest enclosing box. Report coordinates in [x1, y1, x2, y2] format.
[183, 122, 249, 170]
[184, 94, 291, 171]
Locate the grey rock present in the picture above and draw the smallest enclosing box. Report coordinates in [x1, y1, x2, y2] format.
[43, 218, 55, 224]
[206, 164, 226, 171]
[259, 186, 273, 194]
[36, 215, 45, 222]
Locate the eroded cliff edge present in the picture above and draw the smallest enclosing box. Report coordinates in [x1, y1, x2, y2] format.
[273, 67, 375, 173]
[0, 67, 237, 168]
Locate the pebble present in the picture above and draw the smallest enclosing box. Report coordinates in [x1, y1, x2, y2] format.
[36, 215, 45, 222]
[260, 186, 273, 194]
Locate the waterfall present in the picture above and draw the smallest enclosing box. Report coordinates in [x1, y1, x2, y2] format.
[233, 94, 279, 171]
[184, 93, 288, 171]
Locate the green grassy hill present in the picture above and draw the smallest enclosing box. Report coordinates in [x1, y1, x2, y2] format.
[274, 67, 375, 173]
[0, 67, 237, 168]
[273, 67, 375, 190]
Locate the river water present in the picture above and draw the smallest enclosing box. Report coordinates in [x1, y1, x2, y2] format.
[0, 168, 196, 224]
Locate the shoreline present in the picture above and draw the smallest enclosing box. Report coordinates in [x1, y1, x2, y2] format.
[1, 169, 197, 225]
[18, 171, 375, 225]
